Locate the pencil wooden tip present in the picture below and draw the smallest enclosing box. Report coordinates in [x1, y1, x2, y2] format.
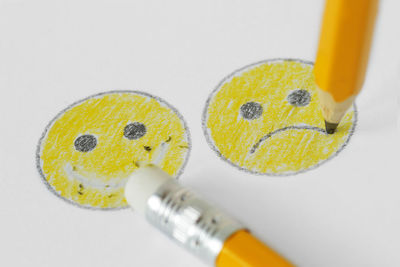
[325, 121, 338, 134]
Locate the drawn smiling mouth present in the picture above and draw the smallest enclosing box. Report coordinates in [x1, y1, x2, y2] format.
[249, 125, 327, 154]
[64, 141, 172, 190]
[64, 163, 127, 189]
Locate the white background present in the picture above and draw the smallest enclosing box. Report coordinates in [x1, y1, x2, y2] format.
[0, 0, 399, 266]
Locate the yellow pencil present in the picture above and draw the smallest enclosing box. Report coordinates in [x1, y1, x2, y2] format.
[314, 0, 379, 133]
[125, 164, 294, 267]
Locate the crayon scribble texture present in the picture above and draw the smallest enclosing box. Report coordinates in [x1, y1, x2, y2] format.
[205, 60, 355, 175]
[38, 92, 189, 209]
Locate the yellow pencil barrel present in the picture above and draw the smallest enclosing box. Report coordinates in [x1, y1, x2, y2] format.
[216, 230, 294, 267]
[314, 0, 378, 102]
[126, 165, 295, 267]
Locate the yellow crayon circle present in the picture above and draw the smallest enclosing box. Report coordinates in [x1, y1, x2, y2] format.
[203, 59, 356, 175]
[37, 91, 190, 209]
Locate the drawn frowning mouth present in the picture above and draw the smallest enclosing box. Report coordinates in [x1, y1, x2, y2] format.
[249, 125, 327, 154]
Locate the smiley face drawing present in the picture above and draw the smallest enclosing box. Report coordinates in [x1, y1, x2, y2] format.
[203, 59, 356, 175]
[37, 91, 190, 209]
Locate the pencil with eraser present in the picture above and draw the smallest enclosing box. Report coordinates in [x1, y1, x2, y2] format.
[125, 163, 294, 267]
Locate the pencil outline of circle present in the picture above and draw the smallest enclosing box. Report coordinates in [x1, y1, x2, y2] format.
[287, 89, 311, 107]
[202, 58, 357, 176]
[74, 134, 97, 152]
[36, 90, 192, 211]
[240, 102, 263, 120]
[123, 122, 147, 140]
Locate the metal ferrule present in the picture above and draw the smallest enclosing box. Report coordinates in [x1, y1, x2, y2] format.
[145, 180, 245, 266]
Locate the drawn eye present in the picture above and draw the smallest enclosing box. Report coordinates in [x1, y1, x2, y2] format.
[287, 89, 311, 107]
[74, 134, 97, 152]
[123, 122, 146, 140]
[240, 102, 263, 120]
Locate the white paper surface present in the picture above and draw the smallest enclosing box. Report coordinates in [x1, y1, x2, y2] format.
[1, 0, 399, 266]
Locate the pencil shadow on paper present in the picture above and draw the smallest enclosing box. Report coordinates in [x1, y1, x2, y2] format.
[356, 77, 398, 133]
